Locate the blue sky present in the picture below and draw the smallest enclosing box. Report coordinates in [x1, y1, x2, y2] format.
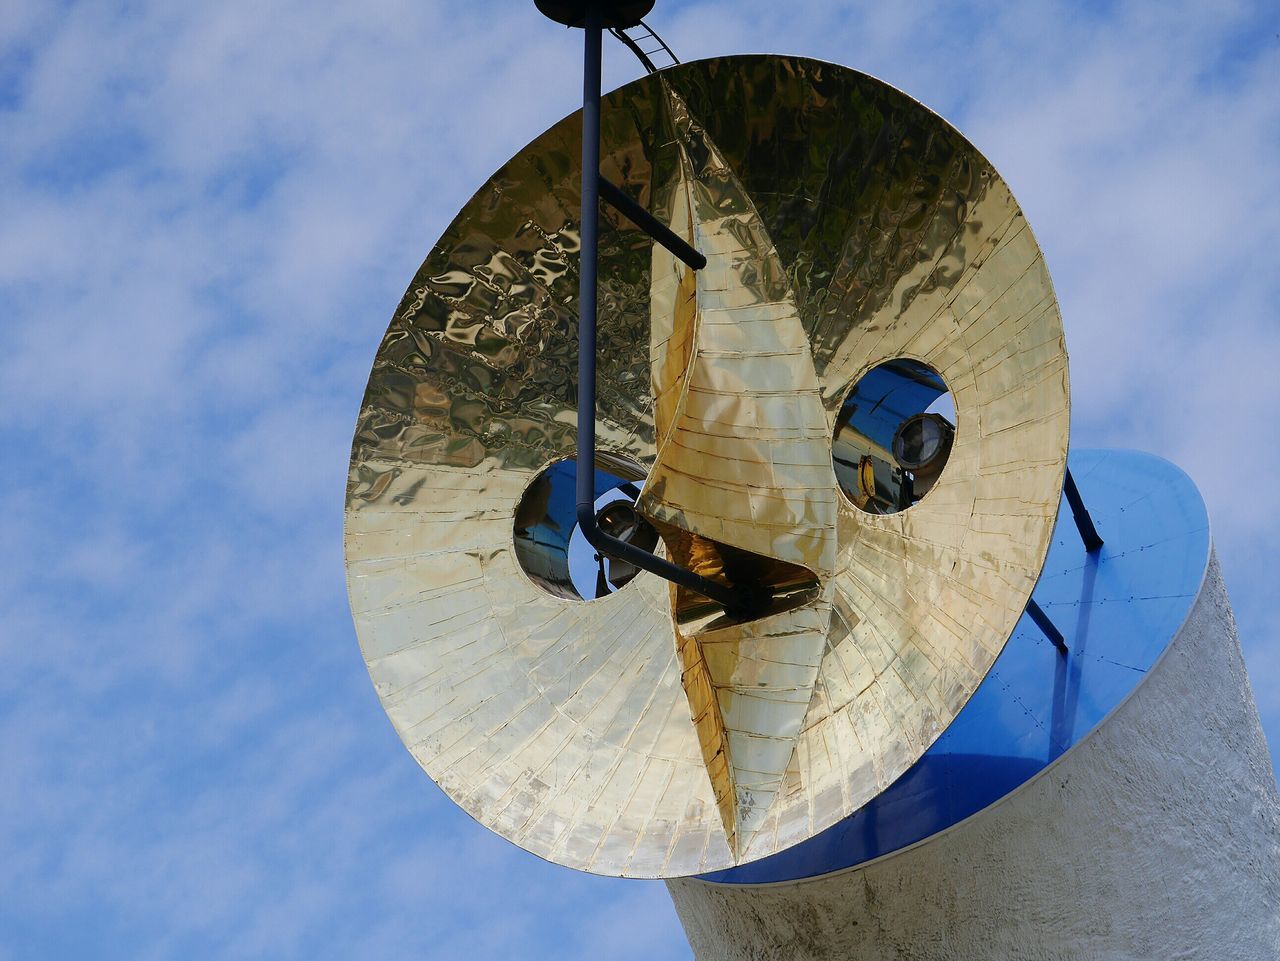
[2, 1, 1277, 958]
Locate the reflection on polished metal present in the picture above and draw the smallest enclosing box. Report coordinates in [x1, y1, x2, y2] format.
[344, 54, 1070, 877]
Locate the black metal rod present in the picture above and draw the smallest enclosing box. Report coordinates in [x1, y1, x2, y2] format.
[1064, 467, 1104, 553]
[599, 177, 706, 270]
[573, 7, 744, 615]
[638, 18, 681, 65]
[1026, 597, 1068, 655]
[608, 25, 659, 73]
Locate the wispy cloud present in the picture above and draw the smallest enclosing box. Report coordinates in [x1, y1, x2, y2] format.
[1, 1, 1275, 958]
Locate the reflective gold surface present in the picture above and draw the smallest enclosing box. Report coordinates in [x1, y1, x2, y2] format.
[344, 56, 1070, 878]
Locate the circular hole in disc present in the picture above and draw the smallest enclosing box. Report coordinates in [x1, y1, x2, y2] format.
[833, 359, 956, 515]
[513, 455, 651, 599]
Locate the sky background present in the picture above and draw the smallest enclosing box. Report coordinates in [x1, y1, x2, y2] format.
[2, 1, 1278, 958]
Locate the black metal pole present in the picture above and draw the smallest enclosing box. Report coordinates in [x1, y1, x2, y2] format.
[1064, 467, 1104, 553]
[1026, 597, 1068, 655]
[574, 4, 604, 549]
[608, 25, 659, 73]
[598, 177, 705, 270]
[572, 6, 745, 615]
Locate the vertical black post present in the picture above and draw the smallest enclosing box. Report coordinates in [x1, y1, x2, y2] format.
[575, 7, 604, 548]
[1064, 467, 1104, 553]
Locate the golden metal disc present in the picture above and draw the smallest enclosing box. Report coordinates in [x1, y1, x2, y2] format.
[344, 55, 1069, 878]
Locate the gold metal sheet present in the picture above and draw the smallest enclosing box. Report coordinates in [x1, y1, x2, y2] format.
[345, 55, 1069, 878]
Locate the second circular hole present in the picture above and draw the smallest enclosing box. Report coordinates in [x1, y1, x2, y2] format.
[832, 359, 955, 515]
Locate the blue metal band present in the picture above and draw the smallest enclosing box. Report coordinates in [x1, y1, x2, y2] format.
[700, 447, 1210, 885]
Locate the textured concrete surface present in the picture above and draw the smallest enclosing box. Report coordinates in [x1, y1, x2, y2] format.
[667, 553, 1280, 960]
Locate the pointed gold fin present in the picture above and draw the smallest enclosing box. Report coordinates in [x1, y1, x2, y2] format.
[640, 81, 836, 858]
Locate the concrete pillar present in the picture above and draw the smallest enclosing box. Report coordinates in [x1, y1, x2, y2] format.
[668, 554, 1280, 961]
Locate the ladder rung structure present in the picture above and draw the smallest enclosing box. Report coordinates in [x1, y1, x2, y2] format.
[609, 18, 680, 73]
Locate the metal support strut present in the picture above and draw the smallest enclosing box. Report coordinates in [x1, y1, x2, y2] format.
[572, 8, 750, 617]
[598, 178, 705, 269]
[1026, 597, 1067, 655]
[1064, 467, 1104, 553]
[1025, 469, 1105, 655]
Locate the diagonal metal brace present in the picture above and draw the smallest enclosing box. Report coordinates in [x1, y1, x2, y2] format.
[1064, 467, 1104, 553]
[598, 177, 706, 270]
[1026, 597, 1068, 655]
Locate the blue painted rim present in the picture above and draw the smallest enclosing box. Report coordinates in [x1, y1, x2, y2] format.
[700, 448, 1210, 884]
